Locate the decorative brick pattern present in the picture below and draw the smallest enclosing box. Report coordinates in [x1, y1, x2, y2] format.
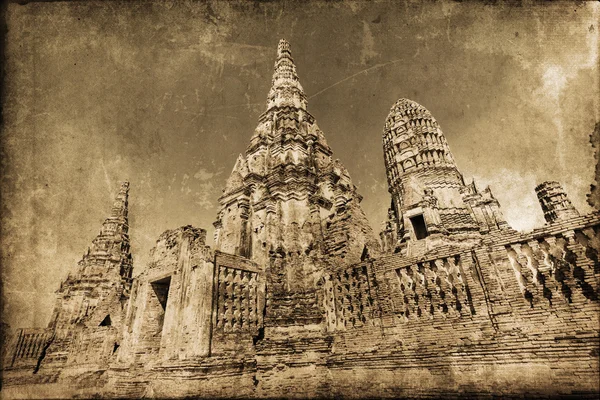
[215, 266, 260, 333]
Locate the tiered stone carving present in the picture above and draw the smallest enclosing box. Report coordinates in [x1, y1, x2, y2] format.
[49, 182, 133, 329]
[381, 99, 510, 256]
[0, 182, 137, 379]
[213, 39, 379, 328]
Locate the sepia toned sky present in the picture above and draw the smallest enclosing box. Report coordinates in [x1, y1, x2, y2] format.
[2, 1, 598, 329]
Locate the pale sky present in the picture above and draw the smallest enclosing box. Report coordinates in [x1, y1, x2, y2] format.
[2, 1, 598, 329]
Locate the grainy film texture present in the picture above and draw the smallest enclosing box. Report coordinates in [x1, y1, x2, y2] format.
[1, 1, 599, 398]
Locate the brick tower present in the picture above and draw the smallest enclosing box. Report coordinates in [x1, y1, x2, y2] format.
[213, 39, 378, 327]
[535, 181, 580, 223]
[381, 99, 509, 255]
[49, 181, 133, 329]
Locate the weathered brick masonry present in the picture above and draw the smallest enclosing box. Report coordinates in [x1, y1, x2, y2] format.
[2, 40, 599, 399]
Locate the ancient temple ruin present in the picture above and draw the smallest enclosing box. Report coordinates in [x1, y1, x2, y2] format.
[3, 39, 599, 399]
[380, 98, 511, 255]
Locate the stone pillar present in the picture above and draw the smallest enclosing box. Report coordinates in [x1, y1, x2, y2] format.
[238, 200, 251, 258]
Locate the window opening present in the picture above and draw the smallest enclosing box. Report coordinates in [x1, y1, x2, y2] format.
[409, 214, 429, 240]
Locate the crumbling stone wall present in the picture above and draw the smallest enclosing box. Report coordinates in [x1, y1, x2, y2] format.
[95, 212, 597, 398]
[320, 212, 600, 398]
[119, 226, 214, 365]
[321, 262, 381, 332]
[5, 329, 54, 371]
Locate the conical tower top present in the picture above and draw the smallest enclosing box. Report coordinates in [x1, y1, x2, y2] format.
[92, 181, 131, 259]
[267, 39, 307, 111]
[110, 181, 130, 219]
[79, 181, 132, 281]
[215, 38, 379, 277]
[383, 98, 462, 197]
[277, 38, 291, 57]
[50, 181, 133, 328]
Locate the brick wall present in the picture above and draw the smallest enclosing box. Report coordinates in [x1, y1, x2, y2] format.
[4, 216, 599, 398]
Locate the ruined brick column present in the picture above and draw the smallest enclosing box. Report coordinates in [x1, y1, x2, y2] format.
[535, 181, 580, 223]
[119, 226, 214, 364]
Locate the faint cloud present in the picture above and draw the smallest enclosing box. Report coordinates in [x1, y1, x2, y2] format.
[541, 65, 568, 101]
[472, 169, 544, 232]
[194, 168, 217, 181]
[181, 173, 191, 194]
[360, 21, 378, 65]
[193, 157, 223, 182]
[194, 181, 217, 209]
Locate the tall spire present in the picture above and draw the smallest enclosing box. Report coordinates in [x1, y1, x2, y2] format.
[215, 39, 378, 270]
[49, 181, 133, 328]
[110, 181, 129, 219]
[85, 181, 132, 281]
[266, 39, 307, 111]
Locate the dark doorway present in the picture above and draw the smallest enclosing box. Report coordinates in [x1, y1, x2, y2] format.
[151, 277, 171, 311]
[150, 277, 171, 334]
[99, 315, 112, 326]
[409, 214, 429, 240]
